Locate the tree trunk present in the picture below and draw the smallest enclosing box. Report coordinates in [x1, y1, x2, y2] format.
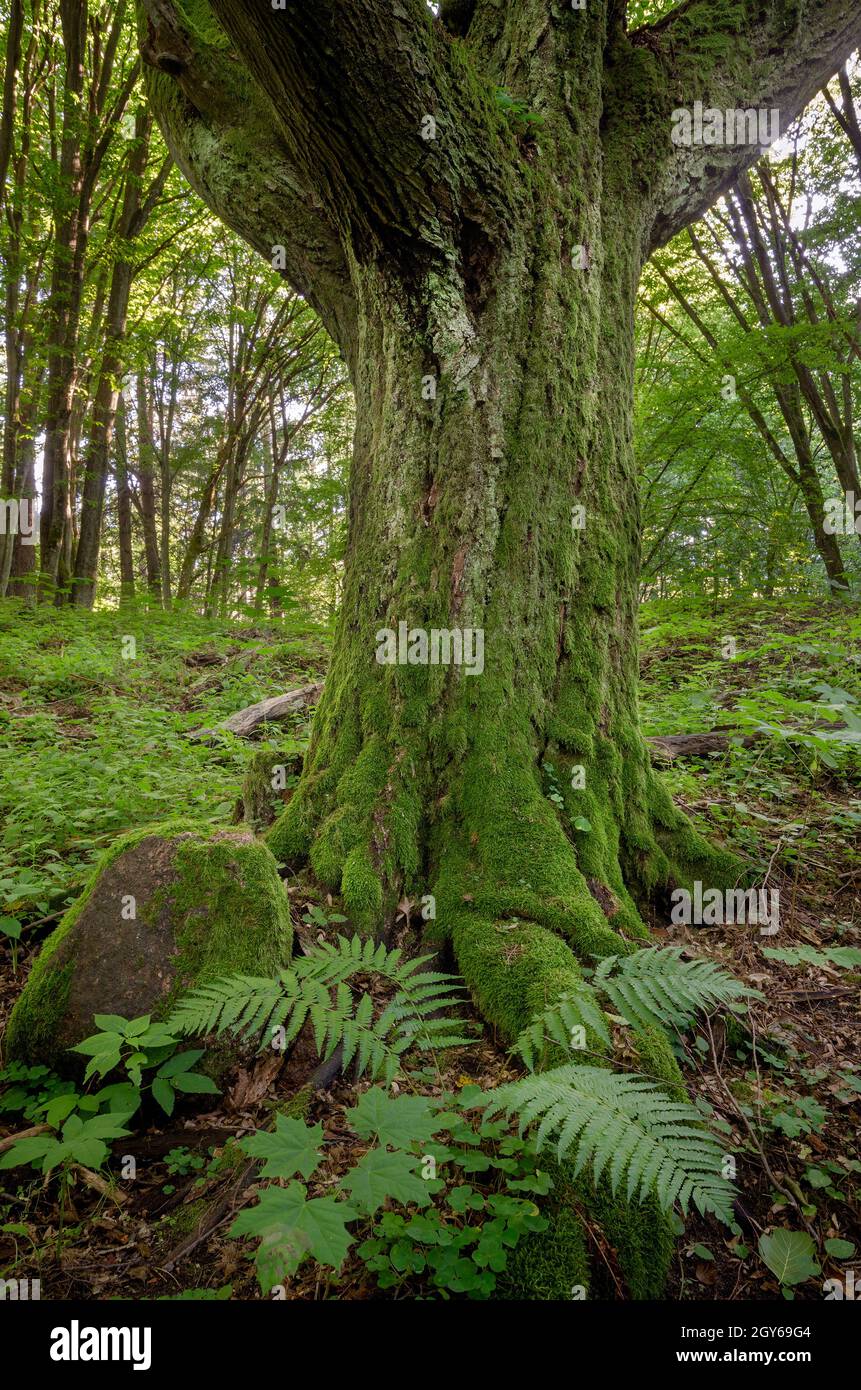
[137, 0, 861, 1296]
[71, 260, 135, 607]
[115, 390, 136, 607]
[266, 210, 739, 1038]
[38, 0, 88, 596]
[136, 369, 163, 603]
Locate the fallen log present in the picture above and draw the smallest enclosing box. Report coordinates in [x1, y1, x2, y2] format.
[647, 730, 762, 761]
[188, 681, 324, 741]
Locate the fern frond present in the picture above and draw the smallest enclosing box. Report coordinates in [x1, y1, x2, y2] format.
[595, 948, 756, 1034]
[483, 1064, 736, 1223]
[168, 936, 470, 1081]
[168, 972, 290, 1041]
[513, 978, 611, 1070]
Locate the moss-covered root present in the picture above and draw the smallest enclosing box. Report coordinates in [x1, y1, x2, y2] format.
[443, 900, 680, 1300]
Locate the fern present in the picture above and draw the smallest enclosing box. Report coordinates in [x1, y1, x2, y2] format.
[168, 937, 470, 1083]
[596, 948, 756, 1033]
[513, 978, 611, 1070]
[483, 1065, 736, 1223]
[514, 946, 755, 1068]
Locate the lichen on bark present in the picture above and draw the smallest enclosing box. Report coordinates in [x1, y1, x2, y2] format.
[134, 0, 861, 1297]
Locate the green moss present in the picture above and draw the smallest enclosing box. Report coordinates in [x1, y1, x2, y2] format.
[275, 1086, 313, 1121]
[6, 822, 292, 1071]
[583, 1175, 674, 1300]
[161, 832, 293, 1009]
[5, 958, 75, 1070]
[240, 748, 300, 831]
[340, 844, 384, 932]
[500, 1204, 590, 1300]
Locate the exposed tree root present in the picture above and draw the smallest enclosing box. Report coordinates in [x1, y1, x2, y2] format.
[264, 719, 746, 1298]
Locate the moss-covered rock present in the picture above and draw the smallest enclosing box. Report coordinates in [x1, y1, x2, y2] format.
[5, 821, 292, 1073]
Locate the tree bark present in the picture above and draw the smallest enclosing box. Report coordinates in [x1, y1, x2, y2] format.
[136, 368, 164, 603]
[115, 391, 136, 606]
[137, 0, 861, 1294]
[40, 0, 138, 597]
[71, 113, 171, 606]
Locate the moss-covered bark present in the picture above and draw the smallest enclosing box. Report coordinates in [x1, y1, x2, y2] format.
[134, 0, 861, 1299]
[252, 36, 736, 1296]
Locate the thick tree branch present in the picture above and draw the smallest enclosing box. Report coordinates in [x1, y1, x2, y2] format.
[203, 0, 511, 253]
[135, 0, 357, 359]
[638, 0, 861, 252]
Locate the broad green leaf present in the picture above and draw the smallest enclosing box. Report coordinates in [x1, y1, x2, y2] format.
[71, 1031, 123, 1057]
[151, 1077, 175, 1117]
[229, 1183, 356, 1289]
[338, 1149, 431, 1215]
[758, 1230, 820, 1286]
[0, 1136, 57, 1169]
[170, 1072, 220, 1095]
[347, 1088, 440, 1148]
[824, 1238, 855, 1259]
[156, 1050, 205, 1078]
[41, 1092, 81, 1128]
[239, 1115, 323, 1181]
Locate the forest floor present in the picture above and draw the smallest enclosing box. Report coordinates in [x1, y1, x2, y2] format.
[0, 595, 858, 1301]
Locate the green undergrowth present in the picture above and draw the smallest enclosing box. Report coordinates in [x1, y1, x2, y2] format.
[639, 597, 861, 876]
[0, 598, 327, 927]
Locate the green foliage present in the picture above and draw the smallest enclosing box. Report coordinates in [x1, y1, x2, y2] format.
[493, 87, 544, 134]
[240, 1115, 323, 1181]
[762, 944, 861, 970]
[168, 936, 470, 1084]
[513, 945, 753, 1069]
[758, 1230, 821, 1287]
[0, 601, 327, 923]
[70, 1014, 218, 1117]
[230, 1086, 549, 1299]
[514, 978, 612, 1068]
[482, 1066, 737, 1224]
[594, 948, 756, 1034]
[0, 1108, 134, 1178]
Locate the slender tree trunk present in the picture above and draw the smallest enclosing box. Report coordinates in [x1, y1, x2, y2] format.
[70, 260, 135, 606]
[115, 391, 136, 607]
[6, 387, 40, 606]
[38, 0, 88, 596]
[136, 369, 163, 603]
[255, 405, 282, 613]
[175, 448, 227, 601]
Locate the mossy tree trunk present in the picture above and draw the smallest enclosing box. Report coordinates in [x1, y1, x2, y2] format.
[266, 180, 742, 1039]
[136, 0, 861, 1035]
[135, 0, 861, 1292]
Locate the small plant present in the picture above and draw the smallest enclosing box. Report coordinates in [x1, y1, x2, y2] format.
[480, 1065, 736, 1223]
[493, 87, 544, 135]
[71, 1013, 220, 1117]
[162, 1145, 206, 1193]
[169, 937, 471, 1084]
[0, 1109, 134, 1179]
[762, 944, 861, 971]
[229, 1086, 548, 1298]
[0, 915, 22, 971]
[301, 903, 348, 931]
